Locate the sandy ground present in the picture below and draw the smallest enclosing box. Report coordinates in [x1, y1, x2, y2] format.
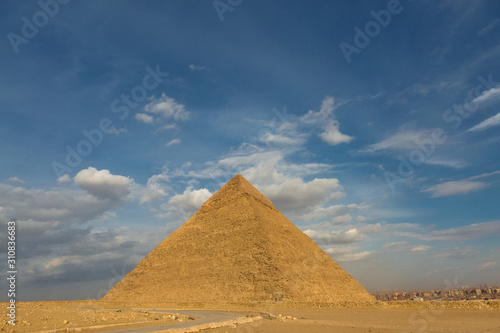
[2, 301, 500, 332]
[1, 300, 193, 332]
[206, 308, 500, 333]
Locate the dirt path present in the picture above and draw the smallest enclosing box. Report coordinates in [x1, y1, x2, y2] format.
[102, 310, 260, 333]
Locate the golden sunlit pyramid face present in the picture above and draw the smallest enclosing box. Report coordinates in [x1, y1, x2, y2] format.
[102, 174, 374, 307]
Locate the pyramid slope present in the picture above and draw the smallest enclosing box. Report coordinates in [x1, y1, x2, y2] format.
[102, 175, 373, 306]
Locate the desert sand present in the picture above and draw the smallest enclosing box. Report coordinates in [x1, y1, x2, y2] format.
[2, 300, 500, 332]
[205, 307, 500, 333]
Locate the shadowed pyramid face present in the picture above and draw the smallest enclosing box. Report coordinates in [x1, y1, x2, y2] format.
[102, 174, 373, 306]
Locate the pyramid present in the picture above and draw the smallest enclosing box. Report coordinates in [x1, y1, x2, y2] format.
[102, 174, 373, 306]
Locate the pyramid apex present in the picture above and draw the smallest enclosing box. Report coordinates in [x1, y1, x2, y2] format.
[228, 173, 250, 186]
[202, 174, 275, 209]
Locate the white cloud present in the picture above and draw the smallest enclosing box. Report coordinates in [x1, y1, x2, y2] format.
[337, 251, 373, 262]
[174, 148, 347, 218]
[301, 96, 335, 124]
[360, 128, 432, 153]
[57, 174, 71, 185]
[259, 132, 305, 145]
[319, 121, 354, 145]
[135, 113, 154, 124]
[262, 177, 343, 212]
[108, 127, 129, 136]
[300, 96, 354, 146]
[423, 170, 500, 197]
[467, 112, 500, 132]
[422, 221, 500, 242]
[468, 170, 500, 180]
[304, 227, 365, 244]
[140, 170, 169, 204]
[156, 124, 177, 131]
[0, 183, 124, 224]
[382, 241, 407, 250]
[166, 138, 181, 146]
[389, 220, 500, 242]
[411, 245, 433, 252]
[356, 215, 367, 222]
[471, 86, 500, 108]
[333, 214, 352, 224]
[145, 94, 190, 121]
[423, 180, 486, 197]
[325, 247, 373, 262]
[74, 167, 133, 201]
[188, 64, 206, 71]
[6, 176, 24, 185]
[161, 186, 212, 221]
[424, 157, 466, 168]
[301, 203, 370, 221]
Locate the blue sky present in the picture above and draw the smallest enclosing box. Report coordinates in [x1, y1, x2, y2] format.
[1, 0, 500, 301]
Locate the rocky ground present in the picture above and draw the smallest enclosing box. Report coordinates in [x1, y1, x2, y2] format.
[1, 300, 193, 332]
[2, 300, 500, 332]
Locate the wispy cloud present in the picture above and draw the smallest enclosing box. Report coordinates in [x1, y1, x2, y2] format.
[382, 241, 407, 250]
[135, 113, 154, 124]
[422, 180, 487, 197]
[477, 18, 500, 36]
[304, 228, 365, 244]
[259, 132, 306, 145]
[411, 245, 433, 252]
[145, 94, 190, 121]
[166, 138, 181, 146]
[140, 170, 169, 205]
[423, 170, 500, 197]
[401, 221, 500, 242]
[300, 96, 354, 145]
[424, 157, 466, 169]
[467, 112, 500, 132]
[334, 251, 373, 262]
[188, 64, 206, 71]
[6, 176, 24, 185]
[360, 128, 432, 153]
[324, 245, 374, 262]
[470, 86, 500, 109]
[135, 93, 190, 130]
